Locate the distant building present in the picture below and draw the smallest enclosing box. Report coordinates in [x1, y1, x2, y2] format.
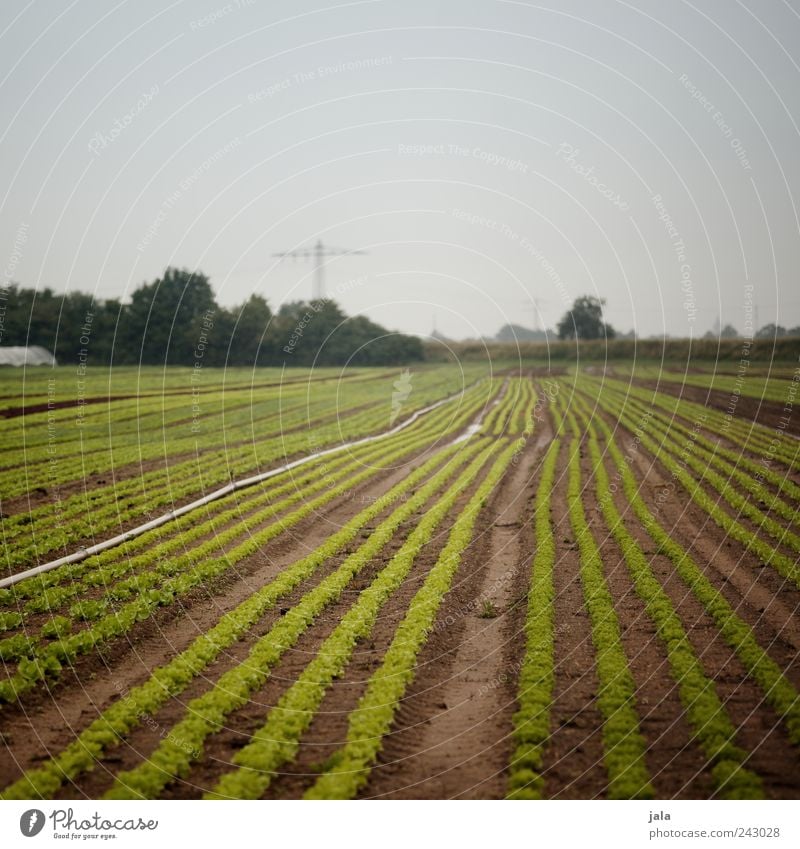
[495, 323, 548, 342]
[0, 345, 57, 366]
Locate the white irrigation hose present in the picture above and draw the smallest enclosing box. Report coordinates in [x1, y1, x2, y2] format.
[450, 383, 505, 444]
[0, 386, 477, 589]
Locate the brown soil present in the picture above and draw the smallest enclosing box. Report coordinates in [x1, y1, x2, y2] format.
[637, 379, 800, 439]
[619, 463, 800, 630]
[535, 438, 607, 798]
[591, 410, 800, 797]
[63, 440, 492, 799]
[176, 473, 483, 800]
[0, 441, 448, 789]
[0, 395, 377, 519]
[602, 407, 800, 655]
[0, 396, 139, 419]
[579, 438, 715, 798]
[0, 370, 397, 419]
[356, 420, 550, 799]
[1, 378, 798, 801]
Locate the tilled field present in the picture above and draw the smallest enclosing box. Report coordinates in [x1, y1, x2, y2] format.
[0, 365, 798, 799]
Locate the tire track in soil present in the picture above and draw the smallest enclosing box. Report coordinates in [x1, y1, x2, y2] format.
[0, 445, 448, 789]
[355, 421, 549, 799]
[227, 392, 523, 798]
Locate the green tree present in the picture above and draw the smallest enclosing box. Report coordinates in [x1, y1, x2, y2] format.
[2, 285, 60, 352]
[120, 267, 216, 365]
[222, 294, 274, 366]
[53, 291, 96, 362]
[274, 299, 422, 365]
[92, 299, 123, 364]
[1, 272, 424, 367]
[755, 323, 787, 339]
[557, 296, 615, 340]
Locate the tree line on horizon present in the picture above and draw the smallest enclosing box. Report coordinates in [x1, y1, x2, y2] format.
[495, 295, 800, 343]
[0, 268, 424, 367]
[4, 275, 796, 367]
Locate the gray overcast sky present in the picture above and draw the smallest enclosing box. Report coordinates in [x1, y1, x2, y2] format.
[2, 0, 799, 340]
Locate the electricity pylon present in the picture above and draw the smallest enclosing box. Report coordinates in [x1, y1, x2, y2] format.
[521, 296, 551, 331]
[272, 239, 367, 300]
